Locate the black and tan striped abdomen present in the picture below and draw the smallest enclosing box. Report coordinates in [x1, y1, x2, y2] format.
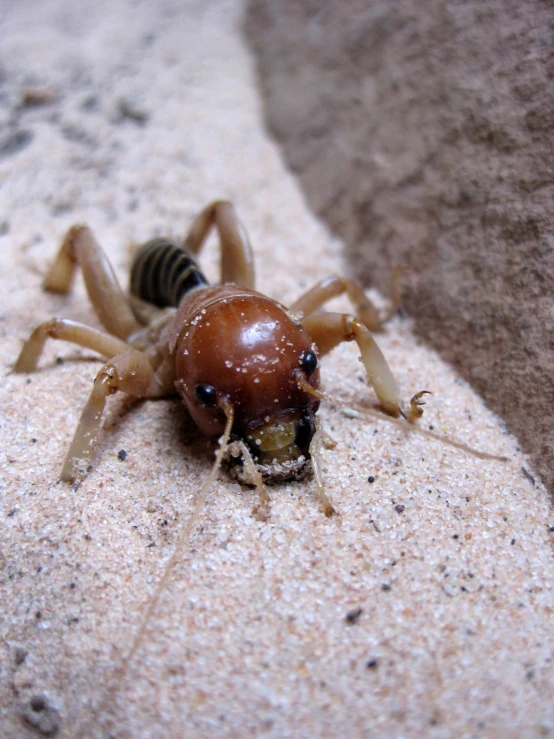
[130, 238, 208, 308]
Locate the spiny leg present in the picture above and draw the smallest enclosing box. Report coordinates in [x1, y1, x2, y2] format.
[302, 312, 407, 417]
[290, 270, 404, 332]
[45, 225, 141, 339]
[183, 201, 255, 289]
[62, 349, 172, 482]
[14, 319, 130, 373]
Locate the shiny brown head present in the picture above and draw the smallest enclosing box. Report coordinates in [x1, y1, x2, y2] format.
[172, 288, 320, 466]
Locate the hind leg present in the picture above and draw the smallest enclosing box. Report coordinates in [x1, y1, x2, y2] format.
[62, 348, 172, 482]
[45, 225, 141, 339]
[184, 201, 255, 289]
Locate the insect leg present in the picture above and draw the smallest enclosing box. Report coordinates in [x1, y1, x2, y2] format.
[302, 311, 405, 417]
[44, 225, 141, 339]
[184, 201, 255, 288]
[14, 319, 130, 373]
[61, 349, 171, 482]
[290, 270, 404, 332]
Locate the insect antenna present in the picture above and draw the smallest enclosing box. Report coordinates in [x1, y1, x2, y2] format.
[88, 398, 235, 734]
[295, 372, 507, 462]
[346, 404, 508, 461]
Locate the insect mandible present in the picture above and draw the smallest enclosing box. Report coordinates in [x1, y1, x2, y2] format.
[14, 200, 427, 519]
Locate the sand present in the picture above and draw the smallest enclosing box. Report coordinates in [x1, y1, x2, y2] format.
[1, 1, 553, 737]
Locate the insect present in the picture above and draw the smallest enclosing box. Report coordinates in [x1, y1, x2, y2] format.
[14, 200, 427, 519]
[14, 202, 506, 730]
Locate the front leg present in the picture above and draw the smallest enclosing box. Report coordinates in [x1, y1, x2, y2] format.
[302, 311, 413, 419]
[62, 349, 172, 482]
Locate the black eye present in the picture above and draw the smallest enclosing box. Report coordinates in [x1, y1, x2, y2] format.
[194, 383, 217, 407]
[300, 350, 318, 376]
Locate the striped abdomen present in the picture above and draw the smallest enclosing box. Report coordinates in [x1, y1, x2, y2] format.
[130, 238, 208, 308]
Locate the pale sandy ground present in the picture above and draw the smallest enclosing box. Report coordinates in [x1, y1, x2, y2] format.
[1, 2, 553, 738]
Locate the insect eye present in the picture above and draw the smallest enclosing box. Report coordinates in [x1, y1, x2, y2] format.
[300, 350, 318, 376]
[194, 383, 217, 407]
